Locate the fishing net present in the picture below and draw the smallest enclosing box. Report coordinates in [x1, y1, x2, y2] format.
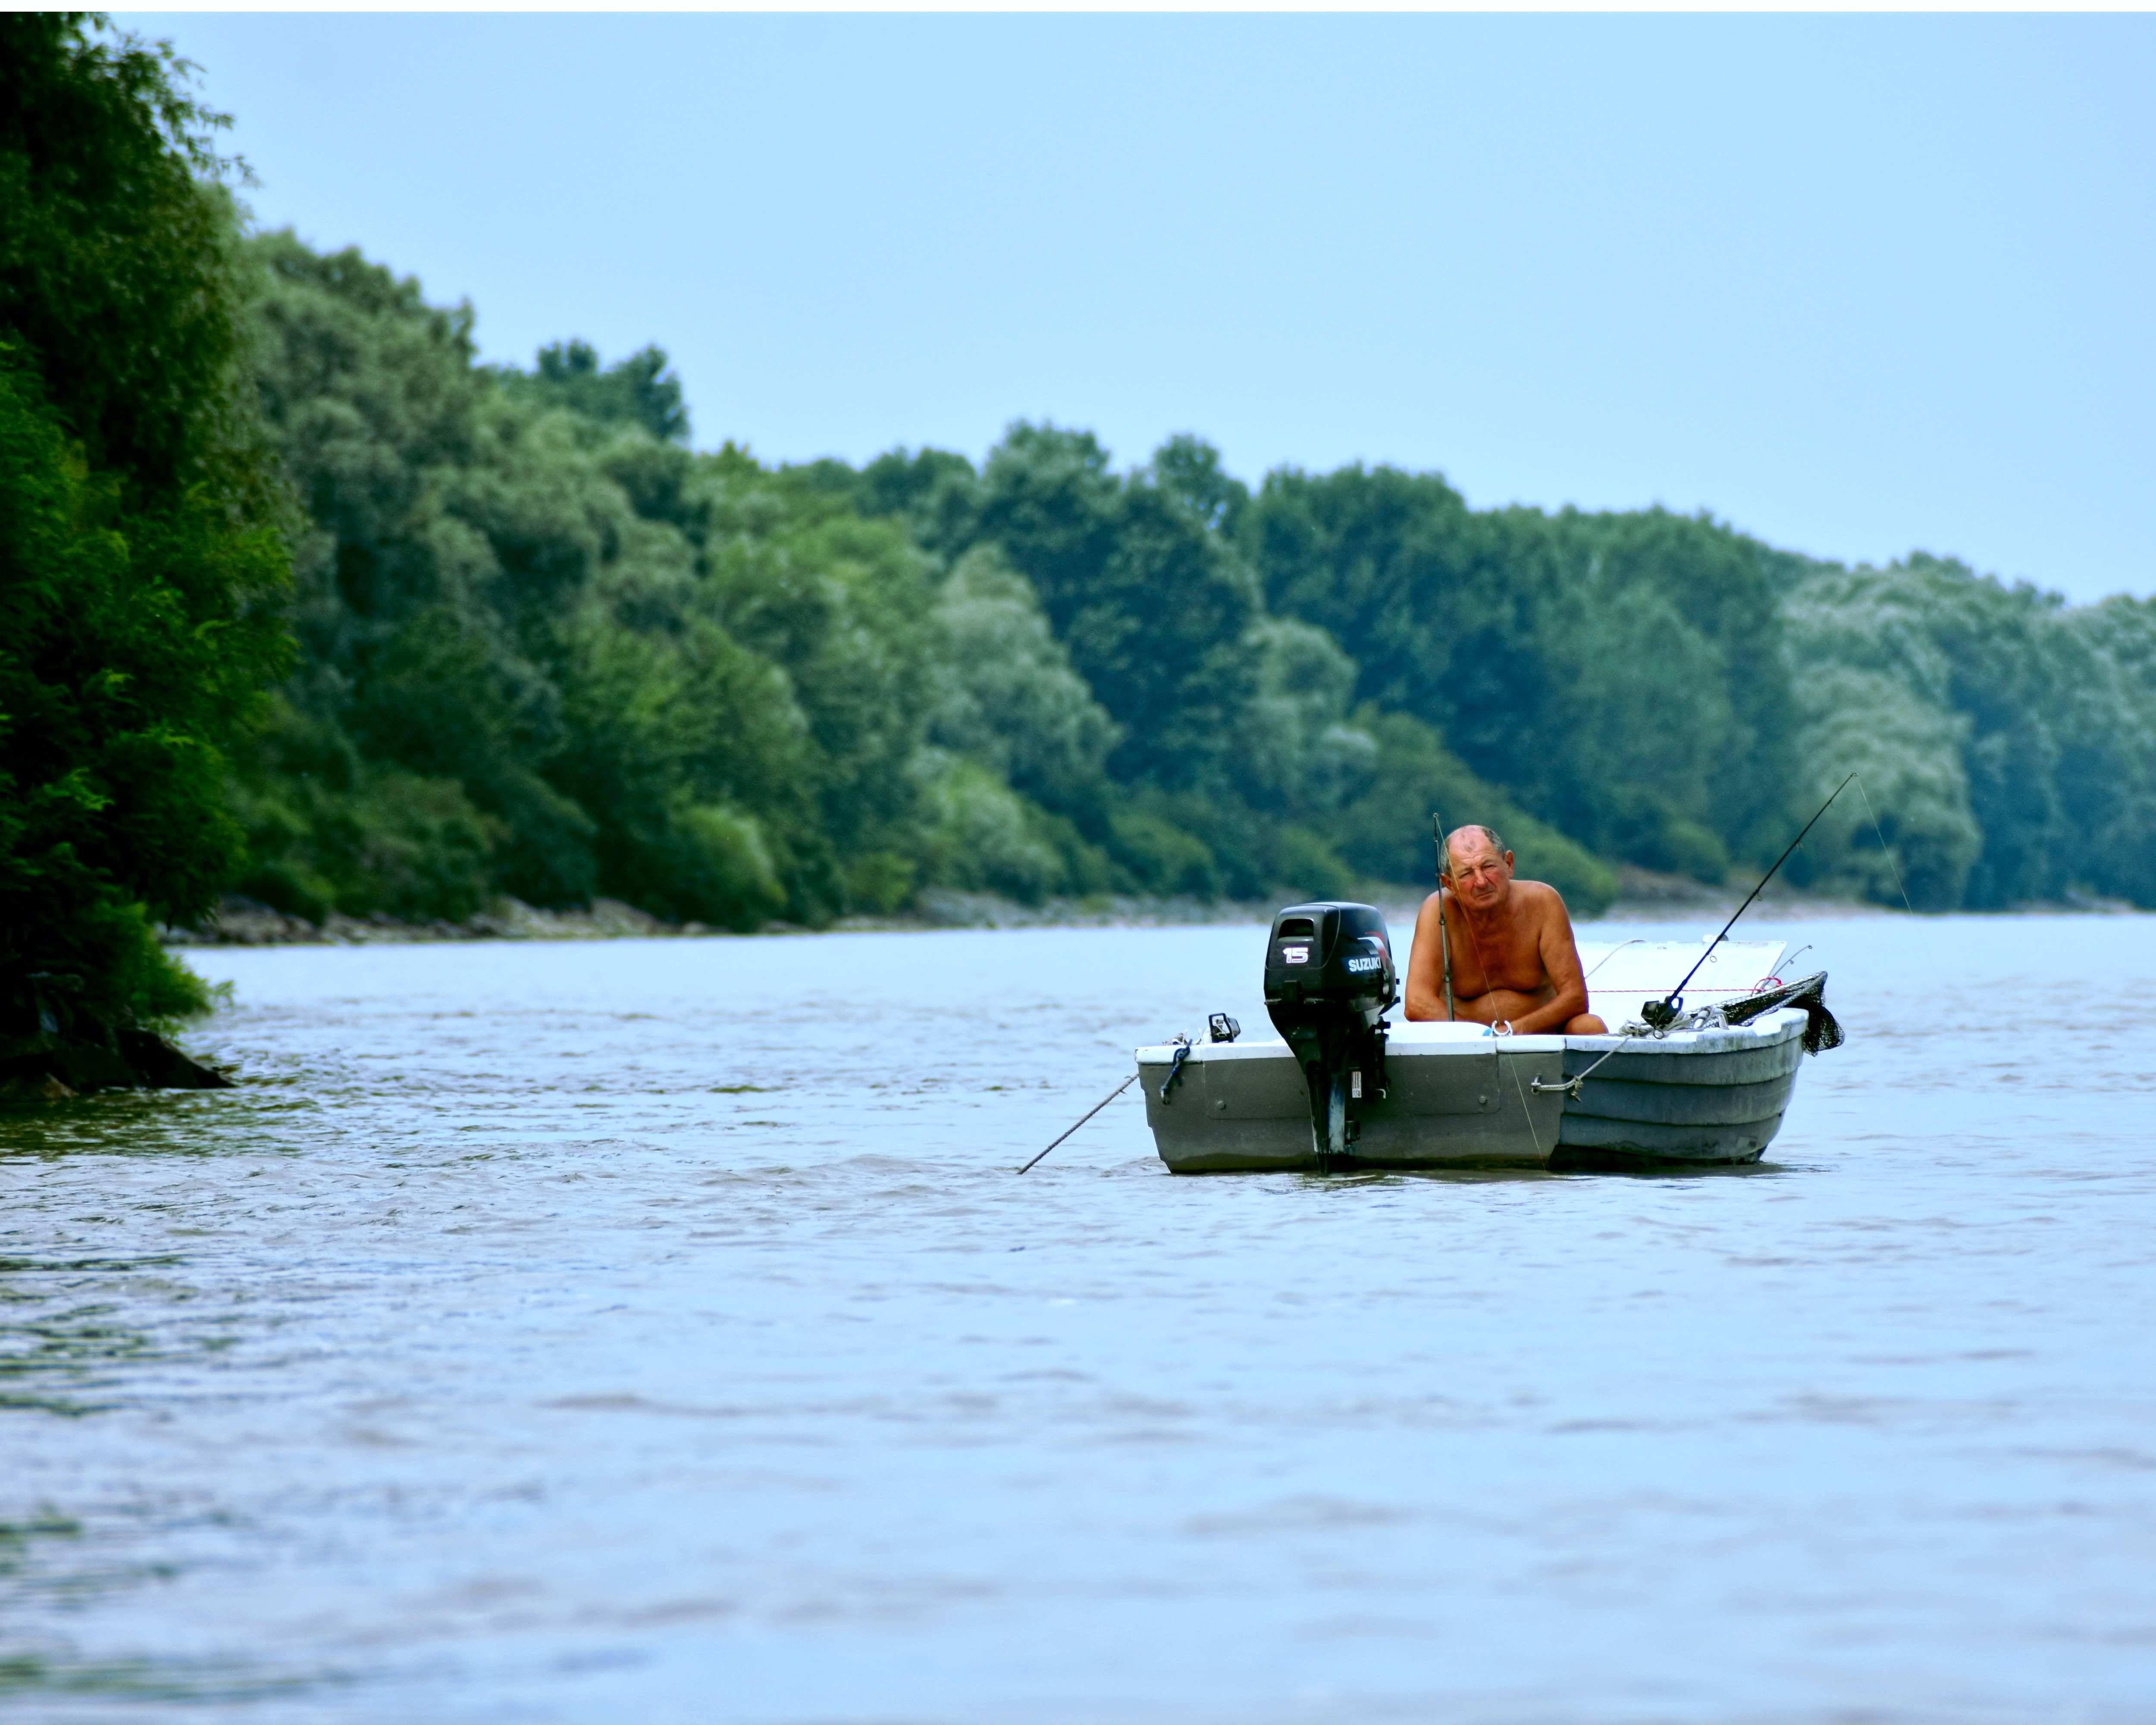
[1664, 970, 1844, 1054]
[1621, 971, 1842, 1054]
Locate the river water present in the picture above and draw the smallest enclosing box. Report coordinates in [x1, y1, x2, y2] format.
[3, 913, 2153, 1722]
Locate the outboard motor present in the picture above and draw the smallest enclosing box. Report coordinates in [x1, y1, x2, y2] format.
[1263, 901, 1398, 1169]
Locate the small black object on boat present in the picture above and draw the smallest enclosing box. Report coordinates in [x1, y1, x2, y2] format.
[1207, 1013, 1240, 1044]
[1639, 995, 1684, 1032]
[1263, 901, 1398, 1170]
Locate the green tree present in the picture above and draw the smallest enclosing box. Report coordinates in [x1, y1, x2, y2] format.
[1784, 555, 2156, 910]
[973, 424, 1262, 781]
[239, 235, 613, 910]
[1243, 469, 1803, 882]
[0, 15, 289, 1040]
[926, 547, 1119, 815]
[2070, 595, 2156, 904]
[499, 339, 689, 444]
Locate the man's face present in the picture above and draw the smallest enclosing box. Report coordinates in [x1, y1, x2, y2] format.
[1447, 834, 1514, 909]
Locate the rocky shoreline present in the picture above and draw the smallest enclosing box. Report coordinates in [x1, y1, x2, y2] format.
[162, 893, 718, 947]
[156, 870, 2142, 955]
[158, 889, 1315, 948]
[155, 869, 1937, 955]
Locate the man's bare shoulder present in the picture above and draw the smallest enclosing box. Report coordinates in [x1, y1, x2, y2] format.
[1511, 878, 1573, 921]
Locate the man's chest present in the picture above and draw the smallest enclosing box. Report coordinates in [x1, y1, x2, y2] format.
[1448, 912, 1545, 989]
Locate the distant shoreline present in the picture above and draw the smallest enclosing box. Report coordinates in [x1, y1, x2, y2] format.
[161, 871, 2143, 950]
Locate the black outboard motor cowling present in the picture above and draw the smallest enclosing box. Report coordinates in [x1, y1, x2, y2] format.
[1263, 901, 1398, 1168]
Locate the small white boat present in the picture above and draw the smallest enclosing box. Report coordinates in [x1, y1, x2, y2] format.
[1137, 918, 1833, 1173]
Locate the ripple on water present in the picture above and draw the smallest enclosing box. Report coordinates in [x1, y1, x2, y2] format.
[2, 916, 2155, 1720]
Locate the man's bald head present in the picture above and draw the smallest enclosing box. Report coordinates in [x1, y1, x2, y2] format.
[1443, 825, 1507, 876]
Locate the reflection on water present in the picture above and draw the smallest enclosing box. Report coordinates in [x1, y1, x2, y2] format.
[2, 914, 2154, 1722]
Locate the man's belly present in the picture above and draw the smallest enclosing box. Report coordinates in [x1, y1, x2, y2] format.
[1447, 980, 1556, 1021]
[1456, 979, 1556, 1006]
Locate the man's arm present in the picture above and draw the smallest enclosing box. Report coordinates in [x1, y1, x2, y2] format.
[1402, 891, 1451, 1020]
[1505, 886, 1590, 1035]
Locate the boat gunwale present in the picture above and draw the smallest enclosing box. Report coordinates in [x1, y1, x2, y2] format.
[1135, 1007, 1810, 1069]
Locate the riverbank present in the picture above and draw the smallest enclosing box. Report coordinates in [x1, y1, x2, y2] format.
[159, 867, 1973, 952]
[159, 889, 1306, 947]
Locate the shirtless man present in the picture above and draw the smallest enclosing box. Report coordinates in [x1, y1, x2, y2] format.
[1404, 825, 1608, 1035]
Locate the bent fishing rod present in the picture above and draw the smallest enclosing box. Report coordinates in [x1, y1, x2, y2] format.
[1642, 772, 1856, 1031]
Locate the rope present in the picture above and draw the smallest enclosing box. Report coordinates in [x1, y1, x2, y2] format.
[1506, 1054, 1545, 1159]
[1156, 1035, 1195, 1103]
[1529, 1032, 1638, 1101]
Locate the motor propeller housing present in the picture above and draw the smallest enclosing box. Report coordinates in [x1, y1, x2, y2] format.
[1263, 901, 1398, 1167]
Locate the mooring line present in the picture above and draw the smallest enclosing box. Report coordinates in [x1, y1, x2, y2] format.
[1507, 1054, 1545, 1160]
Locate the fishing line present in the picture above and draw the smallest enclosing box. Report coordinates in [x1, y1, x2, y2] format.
[1506, 1054, 1545, 1159]
[1853, 775, 1917, 915]
[1583, 938, 1646, 980]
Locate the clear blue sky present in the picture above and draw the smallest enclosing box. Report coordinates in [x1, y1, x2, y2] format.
[126, 13, 2155, 603]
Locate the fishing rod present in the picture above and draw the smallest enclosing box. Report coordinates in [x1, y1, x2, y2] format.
[1016, 1072, 1137, 1174]
[1642, 772, 1856, 1031]
[1430, 812, 1455, 1020]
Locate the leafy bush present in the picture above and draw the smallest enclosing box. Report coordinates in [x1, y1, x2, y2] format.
[920, 758, 1068, 905]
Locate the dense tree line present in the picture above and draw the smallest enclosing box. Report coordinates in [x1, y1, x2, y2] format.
[227, 238, 1614, 929]
[7, 18, 2155, 1051]
[228, 225, 2156, 928]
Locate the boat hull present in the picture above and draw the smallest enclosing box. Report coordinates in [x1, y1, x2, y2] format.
[1551, 1016, 1807, 1169]
[1138, 1009, 1811, 1174]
